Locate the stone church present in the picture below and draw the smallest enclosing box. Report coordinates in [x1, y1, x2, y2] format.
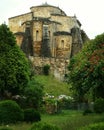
[9, 3, 89, 80]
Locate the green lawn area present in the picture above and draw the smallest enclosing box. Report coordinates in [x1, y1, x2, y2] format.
[42, 110, 104, 130]
[34, 75, 71, 97]
[0, 110, 104, 130]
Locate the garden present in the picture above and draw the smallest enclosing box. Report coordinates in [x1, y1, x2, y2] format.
[0, 24, 104, 130]
[0, 109, 104, 130]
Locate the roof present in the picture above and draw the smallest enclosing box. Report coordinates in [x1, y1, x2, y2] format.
[30, 2, 57, 8]
[30, 2, 66, 16]
[14, 32, 25, 36]
[54, 31, 71, 36]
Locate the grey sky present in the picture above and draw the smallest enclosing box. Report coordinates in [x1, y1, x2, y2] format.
[0, 0, 104, 39]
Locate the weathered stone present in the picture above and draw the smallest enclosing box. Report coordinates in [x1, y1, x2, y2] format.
[8, 3, 89, 80]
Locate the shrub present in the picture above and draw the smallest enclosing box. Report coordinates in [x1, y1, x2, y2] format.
[24, 79, 44, 109]
[24, 108, 41, 123]
[94, 98, 104, 113]
[58, 97, 73, 110]
[42, 123, 60, 130]
[79, 122, 104, 130]
[43, 64, 50, 75]
[83, 109, 93, 115]
[57, 95, 74, 111]
[30, 122, 61, 130]
[0, 100, 24, 124]
[45, 98, 57, 114]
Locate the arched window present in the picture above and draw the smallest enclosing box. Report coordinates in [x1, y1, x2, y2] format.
[36, 30, 39, 41]
[61, 40, 64, 49]
[48, 31, 50, 37]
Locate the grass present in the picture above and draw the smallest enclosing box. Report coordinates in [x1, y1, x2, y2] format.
[34, 75, 71, 97]
[1, 110, 103, 130]
[0, 76, 103, 130]
[41, 110, 104, 130]
[0, 123, 31, 130]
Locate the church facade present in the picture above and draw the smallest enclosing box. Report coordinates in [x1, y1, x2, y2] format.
[9, 3, 89, 79]
[9, 3, 88, 58]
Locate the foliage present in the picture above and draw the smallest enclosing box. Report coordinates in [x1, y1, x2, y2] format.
[58, 97, 74, 110]
[83, 109, 93, 115]
[79, 122, 104, 130]
[43, 64, 50, 75]
[94, 98, 104, 113]
[0, 100, 24, 124]
[43, 93, 74, 114]
[0, 24, 30, 98]
[68, 33, 104, 102]
[0, 24, 16, 46]
[0, 110, 104, 130]
[30, 122, 61, 130]
[44, 96, 57, 114]
[24, 108, 41, 123]
[24, 77, 44, 109]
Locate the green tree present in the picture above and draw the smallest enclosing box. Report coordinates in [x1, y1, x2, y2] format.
[0, 24, 30, 98]
[68, 33, 104, 102]
[24, 77, 44, 109]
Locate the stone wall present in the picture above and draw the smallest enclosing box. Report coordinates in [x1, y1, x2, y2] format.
[29, 56, 69, 80]
[30, 5, 66, 18]
[54, 34, 72, 58]
[8, 4, 89, 79]
[8, 4, 84, 59]
[9, 13, 32, 33]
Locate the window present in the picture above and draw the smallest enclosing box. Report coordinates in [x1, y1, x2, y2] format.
[48, 31, 50, 37]
[61, 40, 64, 48]
[36, 30, 39, 41]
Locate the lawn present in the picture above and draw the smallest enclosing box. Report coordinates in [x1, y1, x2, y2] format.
[34, 75, 71, 97]
[0, 110, 104, 130]
[42, 110, 104, 130]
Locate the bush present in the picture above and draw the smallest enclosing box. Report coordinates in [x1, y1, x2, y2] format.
[58, 97, 73, 110]
[24, 79, 44, 109]
[41, 123, 60, 130]
[30, 122, 61, 130]
[0, 128, 13, 130]
[24, 108, 41, 123]
[94, 98, 104, 113]
[0, 100, 24, 124]
[79, 122, 104, 130]
[83, 109, 93, 115]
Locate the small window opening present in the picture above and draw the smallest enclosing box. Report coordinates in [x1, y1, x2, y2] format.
[36, 30, 39, 41]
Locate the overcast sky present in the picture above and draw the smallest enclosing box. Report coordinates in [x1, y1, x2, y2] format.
[0, 0, 104, 39]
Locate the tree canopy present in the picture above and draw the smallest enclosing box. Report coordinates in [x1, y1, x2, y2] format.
[68, 33, 104, 102]
[24, 77, 44, 109]
[0, 24, 30, 98]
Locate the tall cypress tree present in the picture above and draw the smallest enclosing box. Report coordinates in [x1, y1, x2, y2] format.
[0, 24, 30, 99]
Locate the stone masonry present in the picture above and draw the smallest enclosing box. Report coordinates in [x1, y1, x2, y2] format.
[8, 3, 89, 79]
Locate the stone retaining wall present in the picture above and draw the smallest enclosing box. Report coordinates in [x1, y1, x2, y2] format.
[29, 56, 69, 80]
